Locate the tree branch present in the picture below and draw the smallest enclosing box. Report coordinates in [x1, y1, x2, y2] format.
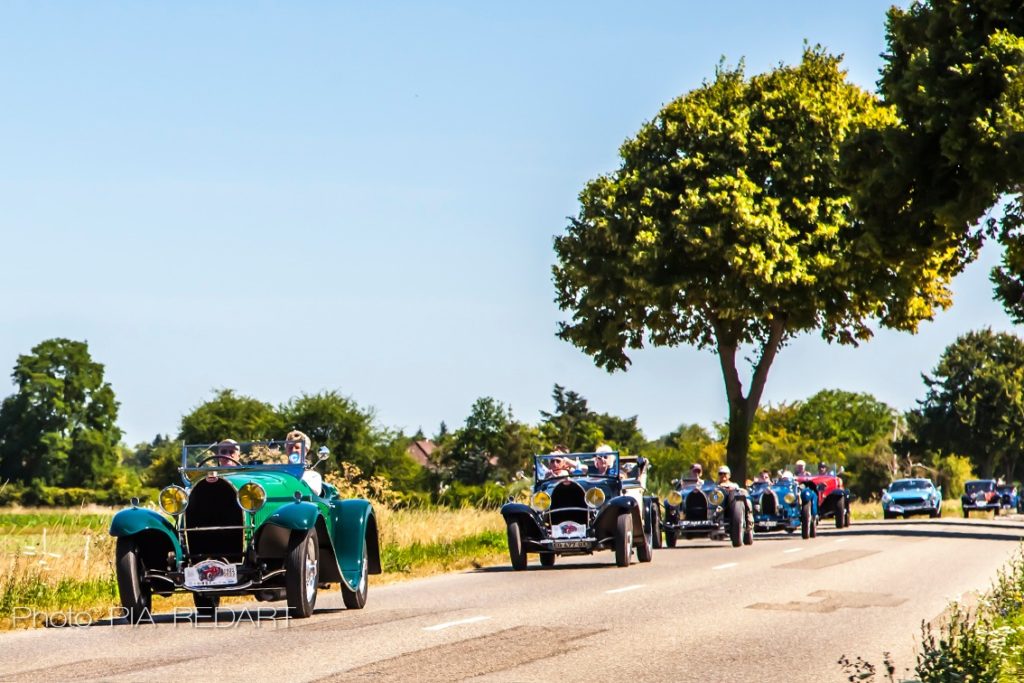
[744, 315, 788, 425]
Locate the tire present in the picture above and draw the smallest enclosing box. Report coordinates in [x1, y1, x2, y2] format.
[192, 593, 220, 619]
[614, 513, 633, 567]
[729, 500, 744, 548]
[929, 509, 939, 519]
[506, 520, 528, 571]
[342, 537, 369, 609]
[834, 497, 846, 529]
[650, 507, 662, 549]
[637, 514, 653, 563]
[801, 503, 812, 539]
[285, 528, 319, 619]
[995, 506, 1001, 516]
[844, 502, 852, 527]
[809, 514, 817, 538]
[539, 552, 556, 567]
[742, 505, 754, 545]
[664, 529, 677, 548]
[115, 537, 152, 624]
[963, 509, 969, 518]
[883, 511, 895, 520]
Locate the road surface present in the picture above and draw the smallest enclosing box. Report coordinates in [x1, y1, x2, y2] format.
[1, 516, 1022, 682]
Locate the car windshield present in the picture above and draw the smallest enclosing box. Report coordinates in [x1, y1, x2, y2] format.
[998, 486, 1015, 494]
[965, 481, 994, 494]
[889, 480, 931, 492]
[182, 440, 309, 469]
[535, 452, 619, 480]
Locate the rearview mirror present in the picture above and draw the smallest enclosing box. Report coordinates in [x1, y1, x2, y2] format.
[317, 446, 330, 462]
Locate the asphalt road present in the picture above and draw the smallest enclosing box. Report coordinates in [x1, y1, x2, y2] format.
[2, 516, 1023, 683]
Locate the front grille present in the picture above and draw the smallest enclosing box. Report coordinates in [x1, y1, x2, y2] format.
[549, 481, 587, 526]
[899, 496, 926, 506]
[760, 491, 777, 516]
[685, 489, 708, 521]
[184, 479, 244, 562]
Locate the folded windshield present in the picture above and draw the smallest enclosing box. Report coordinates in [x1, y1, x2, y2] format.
[889, 480, 930, 492]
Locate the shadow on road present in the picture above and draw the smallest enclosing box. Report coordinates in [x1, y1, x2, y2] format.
[814, 521, 1024, 543]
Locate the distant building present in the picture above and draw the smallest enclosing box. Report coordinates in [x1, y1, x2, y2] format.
[407, 439, 439, 471]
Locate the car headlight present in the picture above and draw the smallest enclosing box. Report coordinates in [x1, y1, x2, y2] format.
[783, 492, 796, 505]
[882, 493, 890, 503]
[585, 488, 606, 508]
[159, 485, 188, 515]
[709, 489, 725, 506]
[667, 490, 683, 507]
[237, 482, 267, 512]
[531, 491, 551, 512]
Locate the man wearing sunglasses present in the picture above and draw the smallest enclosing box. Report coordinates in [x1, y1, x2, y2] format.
[215, 438, 241, 466]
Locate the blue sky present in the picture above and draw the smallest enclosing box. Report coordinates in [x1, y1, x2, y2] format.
[0, 1, 1015, 445]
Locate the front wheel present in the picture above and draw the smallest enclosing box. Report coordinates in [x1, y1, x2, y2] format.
[801, 503, 812, 539]
[637, 514, 653, 564]
[192, 593, 220, 619]
[115, 537, 152, 624]
[614, 513, 633, 567]
[285, 528, 319, 619]
[342, 538, 369, 609]
[963, 509, 970, 518]
[507, 520, 527, 571]
[664, 529, 677, 548]
[729, 500, 744, 548]
[650, 507, 662, 549]
[834, 497, 846, 529]
[539, 552, 556, 568]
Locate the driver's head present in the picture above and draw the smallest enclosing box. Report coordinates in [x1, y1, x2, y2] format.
[718, 465, 731, 482]
[593, 444, 613, 473]
[216, 439, 240, 466]
[690, 463, 703, 478]
[818, 463, 829, 474]
[795, 459, 806, 473]
[760, 469, 771, 482]
[285, 430, 311, 461]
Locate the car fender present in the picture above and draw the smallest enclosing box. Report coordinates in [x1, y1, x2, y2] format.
[500, 503, 544, 538]
[109, 507, 183, 565]
[594, 496, 641, 537]
[800, 487, 818, 515]
[330, 499, 382, 592]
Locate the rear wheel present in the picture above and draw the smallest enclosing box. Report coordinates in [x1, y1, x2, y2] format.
[506, 521, 527, 571]
[192, 593, 220, 619]
[995, 506, 1001, 516]
[742, 511, 754, 546]
[801, 503, 812, 539]
[834, 497, 846, 529]
[729, 500, 744, 548]
[809, 514, 817, 538]
[883, 511, 896, 520]
[650, 507, 662, 549]
[664, 529, 677, 548]
[342, 538, 369, 609]
[539, 552, 556, 567]
[614, 513, 633, 567]
[963, 509, 970, 518]
[115, 537, 152, 624]
[637, 514, 653, 563]
[285, 528, 319, 619]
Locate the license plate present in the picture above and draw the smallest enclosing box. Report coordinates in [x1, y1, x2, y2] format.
[552, 540, 590, 550]
[679, 520, 714, 528]
[551, 522, 586, 539]
[760, 520, 777, 528]
[184, 560, 238, 588]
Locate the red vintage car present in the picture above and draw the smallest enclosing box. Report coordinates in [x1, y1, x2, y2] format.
[796, 463, 852, 529]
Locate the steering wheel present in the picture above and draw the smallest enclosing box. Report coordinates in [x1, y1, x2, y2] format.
[197, 454, 242, 467]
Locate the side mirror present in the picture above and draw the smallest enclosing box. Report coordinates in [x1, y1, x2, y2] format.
[317, 446, 330, 462]
[671, 478, 679, 487]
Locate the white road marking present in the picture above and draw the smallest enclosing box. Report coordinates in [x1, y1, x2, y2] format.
[712, 562, 738, 570]
[423, 616, 491, 632]
[783, 548, 803, 554]
[605, 584, 645, 594]
[834, 538, 849, 543]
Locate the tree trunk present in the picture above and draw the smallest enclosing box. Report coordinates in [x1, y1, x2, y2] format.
[713, 317, 787, 487]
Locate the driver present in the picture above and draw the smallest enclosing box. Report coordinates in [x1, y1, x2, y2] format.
[215, 439, 241, 466]
[286, 430, 323, 495]
[794, 460, 809, 477]
[588, 444, 615, 476]
[818, 462, 830, 475]
[758, 469, 773, 484]
[684, 463, 705, 486]
[717, 465, 739, 490]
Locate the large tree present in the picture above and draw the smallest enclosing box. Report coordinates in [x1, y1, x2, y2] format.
[0, 338, 121, 487]
[178, 389, 283, 444]
[868, 1, 1024, 318]
[554, 48, 948, 484]
[911, 329, 1024, 480]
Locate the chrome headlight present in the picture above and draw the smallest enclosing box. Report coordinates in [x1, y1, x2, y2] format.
[709, 489, 725, 506]
[159, 485, 188, 515]
[783, 492, 796, 505]
[667, 490, 683, 507]
[237, 482, 267, 512]
[531, 491, 551, 512]
[585, 487, 606, 508]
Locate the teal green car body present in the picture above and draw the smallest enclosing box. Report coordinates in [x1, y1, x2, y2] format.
[109, 447, 381, 619]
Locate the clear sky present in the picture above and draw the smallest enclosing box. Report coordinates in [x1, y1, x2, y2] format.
[0, 1, 1016, 445]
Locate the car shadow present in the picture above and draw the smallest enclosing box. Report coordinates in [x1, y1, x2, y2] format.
[472, 560, 617, 573]
[813, 523, 1024, 543]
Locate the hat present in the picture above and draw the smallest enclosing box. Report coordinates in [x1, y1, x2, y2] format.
[286, 430, 311, 451]
[217, 438, 239, 448]
[718, 465, 731, 475]
[595, 444, 614, 454]
[796, 459, 806, 467]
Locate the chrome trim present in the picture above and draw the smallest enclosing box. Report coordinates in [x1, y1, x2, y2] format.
[181, 525, 247, 532]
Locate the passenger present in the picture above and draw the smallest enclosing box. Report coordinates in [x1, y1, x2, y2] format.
[215, 438, 241, 466]
[717, 465, 739, 490]
[794, 460, 808, 477]
[286, 429, 323, 496]
[588, 444, 615, 476]
[759, 469, 773, 485]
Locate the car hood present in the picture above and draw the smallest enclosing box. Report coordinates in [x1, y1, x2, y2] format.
[213, 467, 309, 498]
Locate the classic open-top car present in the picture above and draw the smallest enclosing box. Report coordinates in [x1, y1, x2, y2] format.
[108, 440, 382, 622]
[797, 463, 852, 528]
[749, 476, 818, 538]
[661, 477, 753, 548]
[882, 478, 942, 519]
[499, 451, 658, 569]
[996, 484, 1019, 511]
[962, 479, 1001, 517]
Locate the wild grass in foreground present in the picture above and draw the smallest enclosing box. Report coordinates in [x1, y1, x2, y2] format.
[0, 505, 507, 629]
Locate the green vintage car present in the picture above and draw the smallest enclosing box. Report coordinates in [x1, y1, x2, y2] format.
[109, 440, 381, 622]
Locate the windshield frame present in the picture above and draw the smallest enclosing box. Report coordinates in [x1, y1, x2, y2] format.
[534, 452, 620, 482]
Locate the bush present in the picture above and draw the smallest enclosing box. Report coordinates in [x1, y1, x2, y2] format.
[435, 481, 508, 509]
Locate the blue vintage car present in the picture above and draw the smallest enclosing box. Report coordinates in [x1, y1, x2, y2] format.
[749, 477, 818, 538]
[661, 479, 752, 548]
[997, 484, 1019, 511]
[882, 478, 942, 519]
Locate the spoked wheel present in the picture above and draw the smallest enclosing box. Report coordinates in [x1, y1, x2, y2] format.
[729, 500, 744, 548]
[115, 537, 152, 624]
[342, 537, 369, 609]
[192, 593, 220, 619]
[285, 528, 319, 618]
[614, 513, 633, 567]
[507, 520, 527, 571]
[834, 497, 846, 529]
[539, 552, 556, 567]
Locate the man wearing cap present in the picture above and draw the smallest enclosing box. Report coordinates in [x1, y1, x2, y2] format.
[215, 439, 241, 466]
[717, 465, 739, 490]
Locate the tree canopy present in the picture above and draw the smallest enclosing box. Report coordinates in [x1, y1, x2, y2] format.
[554, 47, 933, 483]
